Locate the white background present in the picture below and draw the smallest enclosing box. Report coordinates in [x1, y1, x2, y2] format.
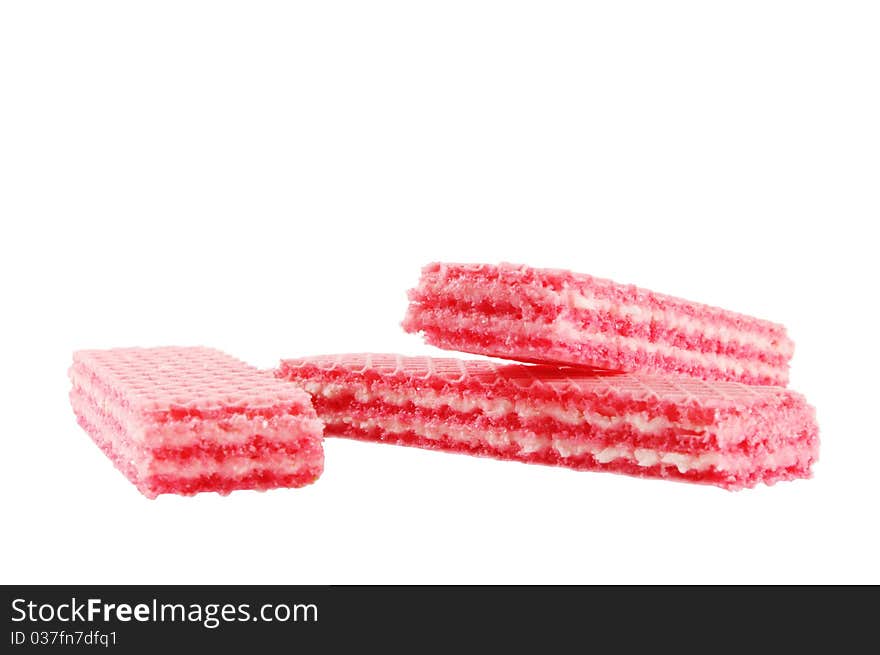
[1, 2, 877, 584]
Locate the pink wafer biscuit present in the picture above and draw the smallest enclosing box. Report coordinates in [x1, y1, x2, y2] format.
[403, 262, 794, 386]
[278, 354, 818, 490]
[70, 347, 324, 498]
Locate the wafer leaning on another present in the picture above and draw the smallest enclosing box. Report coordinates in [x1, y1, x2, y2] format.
[404, 262, 794, 386]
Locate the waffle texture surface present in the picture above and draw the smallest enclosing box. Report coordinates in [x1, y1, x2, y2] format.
[70, 347, 324, 498]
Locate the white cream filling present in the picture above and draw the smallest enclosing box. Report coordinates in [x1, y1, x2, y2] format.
[326, 413, 805, 475]
[420, 276, 790, 355]
[70, 373, 320, 446]
[553, 317, 781, 378]
[72, 389, 319, 481]
[304, 381, 703, 435]
[415, 310, 783, 379]
[566, 290, 789, 354]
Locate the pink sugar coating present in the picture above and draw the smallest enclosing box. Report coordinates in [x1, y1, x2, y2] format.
[70, 346, 324, 498]
[403, 262, 793, 386]
[278, 354, 818, 490]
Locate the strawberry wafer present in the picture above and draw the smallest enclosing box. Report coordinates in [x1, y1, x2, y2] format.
[277, 354, 817, 490]
[70, 347, 324, 498]
[403, 262, 794, 386]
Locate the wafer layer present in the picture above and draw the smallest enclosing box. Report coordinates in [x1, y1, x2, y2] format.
[70, 347, 324, 498]
[403, 262, 793, 386]
[278, 354, 817, 490]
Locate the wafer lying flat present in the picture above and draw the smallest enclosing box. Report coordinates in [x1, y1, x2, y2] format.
[403, 262, 793, 386]
[70, 346, 324, 498]
[278, 354, 817, 490]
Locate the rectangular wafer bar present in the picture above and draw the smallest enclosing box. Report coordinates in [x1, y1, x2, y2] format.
[278, 354, 818, 490]
[403, 262, 794, 386]
[70, 346, 324, 498]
